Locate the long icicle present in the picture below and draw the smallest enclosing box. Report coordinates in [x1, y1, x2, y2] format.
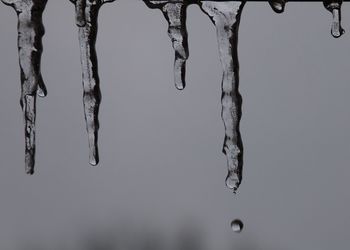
[199, 1, 245, 193]
[1, 0, 48, 174]
[144, 0, 189, 90]
[70, 0, 115, 166]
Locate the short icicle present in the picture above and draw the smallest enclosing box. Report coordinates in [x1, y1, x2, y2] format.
[1, 0, 48, 174]
[199, 1, 245, 193]
[323, 0, 345, 38]
[144, 0, 189, 90]
[70, 0, 115, 166]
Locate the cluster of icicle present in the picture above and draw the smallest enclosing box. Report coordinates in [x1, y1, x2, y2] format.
[0, 0, 345, 193]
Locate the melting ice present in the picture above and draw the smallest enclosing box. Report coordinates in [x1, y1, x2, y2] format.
[0, 0, 346, 194]
[144, 0, 189, 90]
[1, 0, 48, 174]
[70, 0, 116, 165]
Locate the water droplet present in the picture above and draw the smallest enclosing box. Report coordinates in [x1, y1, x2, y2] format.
[230, 219, 243, 233]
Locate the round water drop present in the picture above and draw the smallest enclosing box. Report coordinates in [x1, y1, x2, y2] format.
[230, 219, 243, 233]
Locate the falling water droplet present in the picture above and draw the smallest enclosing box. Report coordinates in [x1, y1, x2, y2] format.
[230, 219, 243, 233]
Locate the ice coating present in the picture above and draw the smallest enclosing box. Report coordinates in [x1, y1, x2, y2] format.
[70, 0, 115, 165]
[1, 0, 48, 174]
[71, 0, 115, 28]
[75, 0, 87, 27]
[144, 0, 189, 90]
[323, 0, 345, 38]
[199, 1, 245, 193]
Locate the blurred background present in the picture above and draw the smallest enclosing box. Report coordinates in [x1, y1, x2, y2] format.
[1, 1, 350, 249]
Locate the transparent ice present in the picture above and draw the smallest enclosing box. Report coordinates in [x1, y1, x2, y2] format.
[70, 0, 116, 165]
[144, 0, 189, 90]
[0, 0, 346, 194]
[324, 0, 345, 38]
[199, 1, 245, 193]
[1, 0, 48, 174]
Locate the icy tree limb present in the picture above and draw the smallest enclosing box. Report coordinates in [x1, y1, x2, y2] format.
[144, 0, 189, 90]
[1, 0, 48, 174]
[199, 1, 245, 193]
[70, 0, 115, 165]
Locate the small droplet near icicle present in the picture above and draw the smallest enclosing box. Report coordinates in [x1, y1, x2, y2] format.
[230, 219, 243, 233]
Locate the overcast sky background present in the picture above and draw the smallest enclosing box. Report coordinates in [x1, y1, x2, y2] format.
[1, 1, 350, 250]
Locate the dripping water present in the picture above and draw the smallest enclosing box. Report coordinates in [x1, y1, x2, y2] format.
[230, 219, 244, 233]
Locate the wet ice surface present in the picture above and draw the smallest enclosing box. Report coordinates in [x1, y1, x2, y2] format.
[66, 0, 348, 193]
[70, 0, 115, 165]
[324, 0, 345, 38]
[0, 0, 346, 193]
[144, 0, 189, 90]
[199, 1, 245, 193]
[143, 0, 246, 192]
[1, 0, 48, 174]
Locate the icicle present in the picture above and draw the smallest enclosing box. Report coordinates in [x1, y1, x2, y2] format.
[1, 0, 48, 174]
[70, 0, 115, 166]
[268, 0, 287, 14]
[144, 0, 189, 90]
[324, 0, 345, 38]
[198, 1, 245, 193]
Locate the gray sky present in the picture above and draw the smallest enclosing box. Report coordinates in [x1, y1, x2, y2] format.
[0, 1, 350, 250]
